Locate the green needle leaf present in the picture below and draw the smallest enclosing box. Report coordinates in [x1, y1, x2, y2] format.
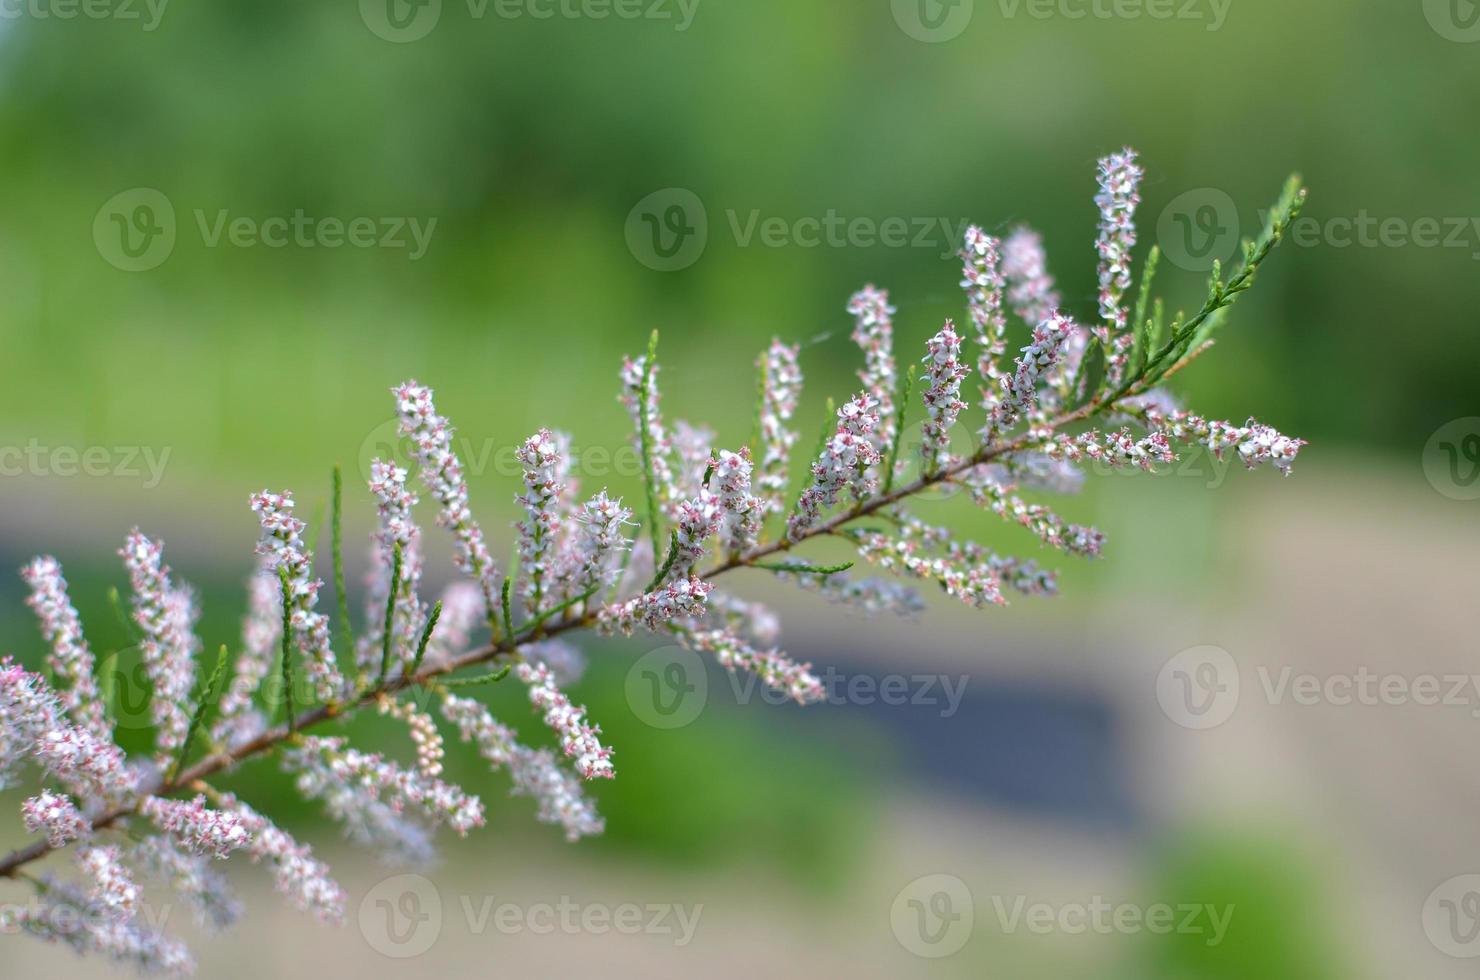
[171, 644, 229, 784]
[408, 600, 442, 680]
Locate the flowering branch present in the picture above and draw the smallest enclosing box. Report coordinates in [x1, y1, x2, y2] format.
[0, 149, 1308, 974]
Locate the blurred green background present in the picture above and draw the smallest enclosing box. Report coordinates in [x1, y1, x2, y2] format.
[1, 1, 1477, 977]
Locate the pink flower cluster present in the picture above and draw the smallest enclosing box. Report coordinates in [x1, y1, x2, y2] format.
[847, 285, 898, 457]
[141, 795, 251, 859]
[120, 531, 199, 758]
[788, 395, 882, 541]
[394, 381, 502, 615]
[920, 321, 970, 474]
[22, 557, 110, 741]
[516, 662, 614, 779]
[22, 790, 89, 846]
[249, 492, 345, 701]
[755, 339, 803, 513]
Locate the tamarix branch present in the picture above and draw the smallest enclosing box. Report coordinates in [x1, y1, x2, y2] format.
[0, 148, 1306, 973]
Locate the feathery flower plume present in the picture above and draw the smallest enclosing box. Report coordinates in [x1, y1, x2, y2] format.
[669, 490, 720, 581]
[788, 394, 882, 541]
[964, 474, 1105, 559]
[1134, 408, 1306, 475]
[619, 354, 683, 519]
[920, 321, 970, 474]
[515, 429, 564, 615]
[684, 628, 825, 705]
[249, 492, 346, 702]
[1043, 428, 1177, 471]
[289, 735, 484, 836]
[2, 658, 56, 788]
[564, 491, 632, 597]
[131, 836, 242, 931]
[22, 790, 90, 847]
[211, 790, 345, 921]
[847, 285, 898, 457]
[35, 721, 136, 804]
[79, 844, 140, 918]
[1, 877, 194, 976]
[855, 523, 1005, 609]
[439, 693, 605, 841]
[120, 531, 199, 758]
[22, 557, 110, 741]
[1001, 226, 1061, 327]
[961, 227, 1009, 417]
[597, 577, 713, 636]
[712, 449, 763, 556]
[213, 560, 279, 748]
[782, 568, 927, 618]
[1094, 147, 1144, 335]
[360, 459, 425, 677]
[141, 795, 251, 859]
[996, 313, 1075, 432]
[755, 339, 803, 513]
[393, 381, 501, 616]
[515, 662, 614, 780]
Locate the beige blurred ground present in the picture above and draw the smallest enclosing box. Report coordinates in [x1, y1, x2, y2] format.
[2, 455, 1476, 978]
